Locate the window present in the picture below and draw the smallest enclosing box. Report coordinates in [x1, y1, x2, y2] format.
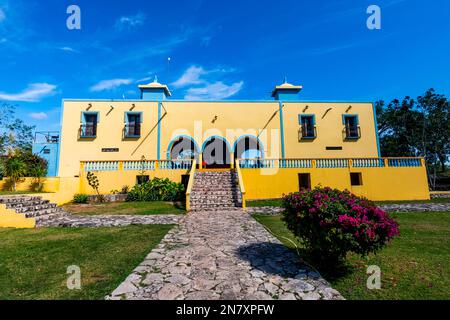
[299, 115, 316, 139]
[125, 112, 142, 137]
[299, 173, 311, 191]
[136, 175, 150, 185]
[80, 112, 98, 138]
[350, 173, 363, 186]
[343, 115, 360, 139]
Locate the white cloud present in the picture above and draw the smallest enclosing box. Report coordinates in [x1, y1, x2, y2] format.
[0, 9, 5, 23]
[172, 66, 207, 88]
[59, 46, 79, 53]
[185, 81, 244, 100]
[115, 12, 146, 30]
[29, 112, 48, 120]
[90, 79, 133, 92]
[0, 83, 57, 102]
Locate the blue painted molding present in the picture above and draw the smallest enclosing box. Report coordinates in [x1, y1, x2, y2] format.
[124, 111, 143, 123]
[372, 102, 382, 157]
[342, 114, 359, 125]
[298, 114, 316, 125]
[157, 102, 162, 160]
[63, 98, 374, 104]
[279, 101, 286, 159]
[81, 111, 100, 123]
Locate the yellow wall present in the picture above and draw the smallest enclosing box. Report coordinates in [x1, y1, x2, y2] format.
[0, 177, 60, 193]
[78, 169, 190, 195]
[59, 101, 159, 177]
[241, 166, 430, 201]
[283, 102, 379, 158]
[59, 100, 378, 177]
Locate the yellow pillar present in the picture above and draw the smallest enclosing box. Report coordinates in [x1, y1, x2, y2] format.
[230, 153, 235, 169]
[199, 154, 203, 170]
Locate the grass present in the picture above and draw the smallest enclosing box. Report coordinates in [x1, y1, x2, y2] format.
[247, 197, 450, 207]
[63, 201, 186, 216]
[253, 212, 450, 300]
[0, 225, 173, 300]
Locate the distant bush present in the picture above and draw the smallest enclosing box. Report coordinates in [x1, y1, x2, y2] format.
[126, 178, 185, 202]
[73, 194, 89, 204]
[282, 187, 399, 266]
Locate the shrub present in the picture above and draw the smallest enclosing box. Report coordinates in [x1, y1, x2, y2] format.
[73, 194, 89, 204]
[282, 187, 399, 266]
[126, 177, 185, 202]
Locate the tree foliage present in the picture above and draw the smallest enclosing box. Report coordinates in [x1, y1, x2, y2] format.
[376, 89, 450, 188]
[0, 103, 35, 155]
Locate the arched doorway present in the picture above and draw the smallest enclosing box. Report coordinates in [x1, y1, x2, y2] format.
[234, 136, 264, 160]
[168, 136, 199, 161]
[202, 136, 231, 169]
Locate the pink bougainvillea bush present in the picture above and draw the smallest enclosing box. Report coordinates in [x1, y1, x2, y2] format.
[282, 187, 399, 265]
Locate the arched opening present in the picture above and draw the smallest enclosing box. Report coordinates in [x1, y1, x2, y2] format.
[202, 137, 231, 169]
[169, 136, 199, 161]
[234, 136, 264, 160]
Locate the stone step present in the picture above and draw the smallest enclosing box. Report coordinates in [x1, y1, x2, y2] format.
[22, 207, 65, 218]
[0, 196, 43, 203]
[35, 212, 68, 225]
[9, 203, 57, 213]
[5, 200, 51, 208]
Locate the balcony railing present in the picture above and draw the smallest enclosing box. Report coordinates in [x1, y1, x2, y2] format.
[82, 159, 194, 172]
[124, 124, 141, 138]
[344, 126, 361, 140]
[80, 124, 97, 138]
[238, 157, 424, 169]
[299, 125, 317, 140]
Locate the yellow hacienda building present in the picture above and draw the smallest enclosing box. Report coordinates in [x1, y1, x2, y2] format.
[20, 78, 429, 207]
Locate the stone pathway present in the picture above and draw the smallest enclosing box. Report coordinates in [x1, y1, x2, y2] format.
[38, 214, 183, 228]
[247, 203, 450, 216]
[107, 210, 343, 300]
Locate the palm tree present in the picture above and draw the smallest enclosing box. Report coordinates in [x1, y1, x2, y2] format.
[4, 157, 27, 191]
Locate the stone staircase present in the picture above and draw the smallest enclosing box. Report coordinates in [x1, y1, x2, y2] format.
[0, 196, 67, 228]
[189, 170, 243, 211]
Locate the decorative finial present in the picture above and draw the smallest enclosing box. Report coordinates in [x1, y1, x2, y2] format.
[153, 75, 158, 83]
[283, 76, 288, 84]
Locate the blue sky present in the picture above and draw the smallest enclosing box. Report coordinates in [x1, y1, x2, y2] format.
[0, 0, 449, 131]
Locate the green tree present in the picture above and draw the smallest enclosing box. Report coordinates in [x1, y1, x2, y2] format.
[3, 157, 27, 191]
[0, 103, 35, 155]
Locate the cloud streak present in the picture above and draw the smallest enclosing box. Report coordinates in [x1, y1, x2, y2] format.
[0, 83, 57, 102]
[29, 112, 48, 120]
[185, 81, 244, 100]
[115, 12, 146, 30]
[90, 78, 133, 92]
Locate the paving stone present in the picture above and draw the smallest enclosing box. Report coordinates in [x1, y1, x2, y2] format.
[108, 210, 344, 300]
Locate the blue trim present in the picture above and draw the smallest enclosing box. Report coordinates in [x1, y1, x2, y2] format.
[157, 102, 162, 160]
[372, 103, 382, 157]
[124, 111, 143, 123]
[233, 135, 265, 158]
[81, 111, 99, 123]
[342, 114, 359, 125]
[279, 101, 286, 159]
[63, 98, 374, 104]
[201, 136, 232, 153]
[166, 135, 201, 160]
[299, 114, 316, 125]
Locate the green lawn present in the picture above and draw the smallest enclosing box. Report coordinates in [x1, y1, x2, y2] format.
[0, 225, 173, 300]
[63, 201, 186, 216]
[253, 212, 450, 300]
[247, 197, 450, 207]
